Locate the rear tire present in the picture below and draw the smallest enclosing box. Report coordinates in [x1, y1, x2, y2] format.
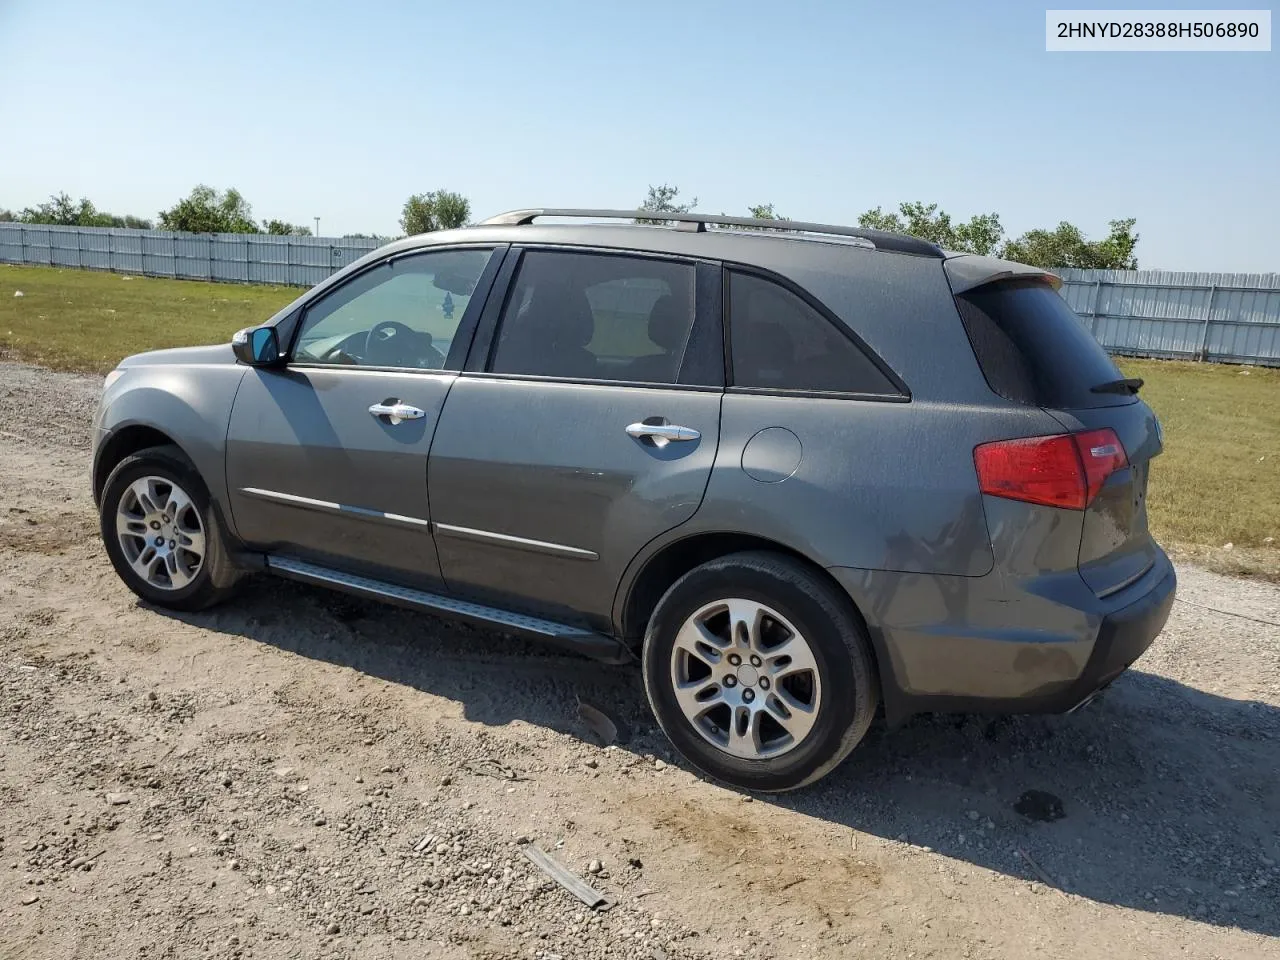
[642, 551, 878, 792]
[99, 445, 242, 612]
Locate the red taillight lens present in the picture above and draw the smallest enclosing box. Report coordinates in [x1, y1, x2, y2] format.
[1074, 428, 1128, 504]
[974, 429, 1126, 511]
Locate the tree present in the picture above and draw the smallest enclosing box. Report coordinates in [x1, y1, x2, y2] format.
[262, 219, 312, 236]
[400, 190, 471, 235]
[12, 192, 153, 229]
[158, 185, 259, 233]
[858, 200, 1138, 268]
[0, 208, 15, 222]
[858, 201, 1003, 255]
[747, 203, 782, 221]
[635, 184, 697, 225]
[1001, 218, 1138, 270]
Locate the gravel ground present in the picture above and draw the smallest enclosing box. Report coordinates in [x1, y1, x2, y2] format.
[1, 360, 1277, 960]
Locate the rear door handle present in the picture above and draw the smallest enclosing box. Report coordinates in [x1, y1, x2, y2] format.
[625, 421, 701, 446]
[369, 401, 426, 425]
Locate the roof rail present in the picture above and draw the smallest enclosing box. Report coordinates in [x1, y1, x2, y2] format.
[477, 208, 944, 258]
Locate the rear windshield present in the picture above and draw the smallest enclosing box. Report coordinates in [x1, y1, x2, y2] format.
[955, 280, 1132, 409]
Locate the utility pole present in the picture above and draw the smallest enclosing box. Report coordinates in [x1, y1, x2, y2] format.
[313, 216, 320, 237]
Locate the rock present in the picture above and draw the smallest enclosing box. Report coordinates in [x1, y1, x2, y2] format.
[325, 922, 340, 936]
[70, 856, 90, 868]
[13, 291, 24, 298]
[584, 758, 598, 769]
[274, 767, 294, 779]
[105, 792, 132, 805]
[628, 857, 643, 869]
[292, 843, 307, 853]
[229, 860, 240, 871]
[967, 810, 981, 821]
[222, 776, 233, 788]
[380, 765, 394, 774]
[587, 859, 604, 875]
[21, 894, 38, 905]
[441, 774, 453, 786]
[359, 903, 375, 915]
[653, 759, 667, 771]
[313, 817, 327, 827]
[459, 904, 472, 916]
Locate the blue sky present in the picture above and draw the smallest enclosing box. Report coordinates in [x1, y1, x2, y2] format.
[0, 1, 1275, 270]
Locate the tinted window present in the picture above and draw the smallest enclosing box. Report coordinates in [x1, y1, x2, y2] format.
[956, 280, 1130, 408]
[728, 271, 899, 395]
[294, 248, 493, 369]
[490, 251, 695, 383]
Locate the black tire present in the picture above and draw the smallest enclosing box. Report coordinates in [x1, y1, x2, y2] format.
[99, 444, 242, 612]
[642, 551, 878, 792]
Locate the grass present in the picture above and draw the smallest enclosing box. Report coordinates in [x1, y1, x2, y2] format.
[1116, 357, 1280, 579]
[1, 263, 1277, 577]
[0, 264, 298, 373]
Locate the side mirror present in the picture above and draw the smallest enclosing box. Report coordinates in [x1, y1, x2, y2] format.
[232, 326, 280, 366]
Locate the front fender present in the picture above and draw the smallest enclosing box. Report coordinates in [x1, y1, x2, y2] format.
[95, 363, 248, 534]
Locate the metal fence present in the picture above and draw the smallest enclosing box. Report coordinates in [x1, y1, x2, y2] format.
[0, 223, 382, 287]
[3, 223, 1280, 365]
[1057, 268, 1280, 366]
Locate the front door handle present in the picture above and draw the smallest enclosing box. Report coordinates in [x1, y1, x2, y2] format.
[369, 401, 426, 425]
[625, 421, 701, 447]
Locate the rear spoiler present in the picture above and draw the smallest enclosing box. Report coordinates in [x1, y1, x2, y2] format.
[943, 253, 1062, 294]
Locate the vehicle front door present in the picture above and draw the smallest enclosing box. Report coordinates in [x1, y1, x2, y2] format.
[427, 248, 723, 627]
[225, 245, 502, 588]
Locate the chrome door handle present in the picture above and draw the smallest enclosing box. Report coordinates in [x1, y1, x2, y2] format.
[368, 402, 426, 425]
[625, 421, 700, 446]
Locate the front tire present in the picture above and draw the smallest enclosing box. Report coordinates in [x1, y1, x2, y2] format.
[99, 445, 242, 612]
[642, 551, 878, 792]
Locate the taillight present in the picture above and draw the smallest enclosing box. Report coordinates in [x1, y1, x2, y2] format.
[974, 429, 1127, 510]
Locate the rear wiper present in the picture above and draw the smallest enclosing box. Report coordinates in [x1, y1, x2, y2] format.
[1091, 377, 1144, 395]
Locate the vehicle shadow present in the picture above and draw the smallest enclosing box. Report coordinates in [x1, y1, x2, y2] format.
[163, 576, 1280, 938]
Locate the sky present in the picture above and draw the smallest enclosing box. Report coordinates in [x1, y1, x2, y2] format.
[0, 1, 1276, 271]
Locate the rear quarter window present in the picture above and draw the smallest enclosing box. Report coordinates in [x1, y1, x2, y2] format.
[728, 271, 902, 397]
[955, 280, 1131, 409]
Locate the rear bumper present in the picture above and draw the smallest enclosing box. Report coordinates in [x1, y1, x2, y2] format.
[830, 550, 1176, 724]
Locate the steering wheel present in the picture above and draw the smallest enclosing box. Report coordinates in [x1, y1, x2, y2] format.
[364, 320, 417, 367]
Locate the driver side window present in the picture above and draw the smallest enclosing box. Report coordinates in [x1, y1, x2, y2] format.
[292, 248, 494, 369]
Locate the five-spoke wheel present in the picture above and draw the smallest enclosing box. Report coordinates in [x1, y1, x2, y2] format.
[644, 551, 878, 792]
[99, 445, 241, 611]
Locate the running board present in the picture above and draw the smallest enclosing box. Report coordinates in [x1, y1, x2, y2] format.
[266, 556, 633, 664]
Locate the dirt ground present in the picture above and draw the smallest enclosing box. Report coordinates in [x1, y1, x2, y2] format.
[1, 360, 1277, 960]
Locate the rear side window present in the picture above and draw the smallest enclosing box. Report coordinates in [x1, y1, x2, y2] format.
[728, 271, 900, 396]
[956, 281, 1130, 409]
[490, 251, 695, 383]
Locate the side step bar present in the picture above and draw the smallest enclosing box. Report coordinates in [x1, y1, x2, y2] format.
[265, 556, 633, 664]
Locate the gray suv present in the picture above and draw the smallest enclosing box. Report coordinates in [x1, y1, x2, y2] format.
[91, 208, 1175, 791]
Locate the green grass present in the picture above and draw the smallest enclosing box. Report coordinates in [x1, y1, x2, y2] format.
[1116, 357, 1280, 578]
[0, 264, 298, 373]
[1, 263, 1277, 576]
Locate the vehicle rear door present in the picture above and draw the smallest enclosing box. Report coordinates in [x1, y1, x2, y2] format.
[224, 246, 503, 588]
[426, 248, 723, 627]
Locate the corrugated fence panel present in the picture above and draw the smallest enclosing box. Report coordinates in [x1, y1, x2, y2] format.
[110, 231, 144, 274]
[49, 227, 81, 268]
[1058, 268, 1280, 367]
[174, 233, 212, 280]
[2, 224, 1278, 365]
[141, 231, 177, 277]
[80, 227, 112, 271]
